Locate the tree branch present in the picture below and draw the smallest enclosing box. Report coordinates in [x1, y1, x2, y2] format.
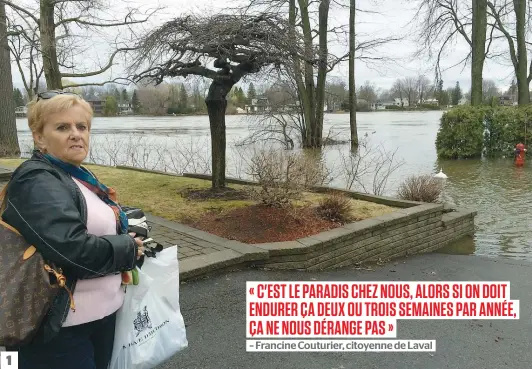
[61, 47, 136, 77]
[0, 0, 39, 24]
[487, 0, 517, 69]
[55, 16, 149, 29]
[63, 77, 134, 88]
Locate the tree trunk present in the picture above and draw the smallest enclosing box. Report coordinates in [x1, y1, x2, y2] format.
[514, 0, 529, 105]
[40, 0, 62, 89]
[298, 0, 317, 148]
[205, 80, 232, 189]
[289, 0, 312, 146]
[313, 0, 330, 148]
[0, 2, 20, 157]
[349, 0, 358, 148]
[470, 0, 487, 106]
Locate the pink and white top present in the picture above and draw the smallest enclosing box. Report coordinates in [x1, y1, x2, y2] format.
[62, 177, 125, 327]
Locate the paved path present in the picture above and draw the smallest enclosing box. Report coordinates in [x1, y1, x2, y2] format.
[156, 253, 532, 369]
[146, 215, 233, 259]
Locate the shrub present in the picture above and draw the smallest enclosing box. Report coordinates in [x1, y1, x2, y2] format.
[385, 105, 404, 110]
[483, 105, 532, 157]
[245, 148, 330, 207]
[397, 175, 443, 203]
[437, 105, 532, 159]
[436, 106, 486, 159]
[315, 192, 354, 223]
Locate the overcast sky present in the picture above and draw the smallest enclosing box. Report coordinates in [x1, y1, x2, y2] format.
[9, 0, 517, 94]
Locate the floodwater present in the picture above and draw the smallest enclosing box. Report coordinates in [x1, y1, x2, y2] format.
[15, 111, 532, 261]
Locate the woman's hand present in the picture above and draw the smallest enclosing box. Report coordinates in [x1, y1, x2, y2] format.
[129, 232, 145, 260]
[136, 241, 145, 260]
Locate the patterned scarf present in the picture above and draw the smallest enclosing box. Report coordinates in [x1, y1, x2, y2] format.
[44, 154, 129, 235]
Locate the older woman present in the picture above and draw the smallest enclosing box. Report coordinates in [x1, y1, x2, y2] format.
[2, 91, 144, 369]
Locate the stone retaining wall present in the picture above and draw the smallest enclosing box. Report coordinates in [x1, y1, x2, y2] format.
[252, 203, 476, 271]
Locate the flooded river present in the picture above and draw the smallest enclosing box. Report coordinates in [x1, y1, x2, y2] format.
[15, 111, 532, 261]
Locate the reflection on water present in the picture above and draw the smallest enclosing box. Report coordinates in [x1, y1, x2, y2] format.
[14, 111, 532, 261]
[437, 235, 476, 255]
[436, 157, 532, 260]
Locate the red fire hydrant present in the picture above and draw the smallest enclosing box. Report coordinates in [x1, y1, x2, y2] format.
[514, 143, 527, 166]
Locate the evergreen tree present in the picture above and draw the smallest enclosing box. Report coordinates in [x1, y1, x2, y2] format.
[451, 82, 463, 105]
[131, 90, 141, 114]
[247, 83, 257, 104]
[121, 89, 129, 103]
[434, 80, 444, 104]
[114, 88, 121, 104]
[179, 84, 188, 112]
[86, 86, 96, 100]
[237, 87, 247, 106]
[439, 90, 450, 106]
[13, 88, 25, 107]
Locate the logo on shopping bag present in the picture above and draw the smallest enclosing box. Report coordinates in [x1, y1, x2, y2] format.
[133, 306, 152, 337]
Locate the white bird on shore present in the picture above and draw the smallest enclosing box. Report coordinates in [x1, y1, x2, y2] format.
[434, 168, 448, 179]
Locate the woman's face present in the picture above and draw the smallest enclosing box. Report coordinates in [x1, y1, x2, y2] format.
[33, 104, 90, 166]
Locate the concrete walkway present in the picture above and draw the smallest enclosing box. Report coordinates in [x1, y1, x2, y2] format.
[156, 253, 532, 369]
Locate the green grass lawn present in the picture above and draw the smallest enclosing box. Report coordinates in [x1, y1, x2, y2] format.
[0, 158, 397, 223]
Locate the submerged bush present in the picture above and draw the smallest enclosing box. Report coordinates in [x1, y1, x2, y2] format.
[437, 105, 532, 159]
[436, 106, 486, 159]
[397, 175, 443, 203]
[484, 105, 532, 157]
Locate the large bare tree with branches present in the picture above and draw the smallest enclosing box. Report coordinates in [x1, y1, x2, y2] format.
[1, 0, 160, 90]
[243, 0, 398, 149]
[0, 2, 20, 157]
[130, 13, 308, 188]
[6, 10, 43, 100]
[414, 0, 490, 106]
[487, 0, 530, 105]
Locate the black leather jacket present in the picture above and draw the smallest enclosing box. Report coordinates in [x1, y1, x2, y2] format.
[1, 151, 138, 345]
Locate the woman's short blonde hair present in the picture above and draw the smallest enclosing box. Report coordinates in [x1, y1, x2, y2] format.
[27, 94, 93, 133]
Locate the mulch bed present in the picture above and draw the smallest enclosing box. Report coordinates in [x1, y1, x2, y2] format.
[186, 204, 341, 244]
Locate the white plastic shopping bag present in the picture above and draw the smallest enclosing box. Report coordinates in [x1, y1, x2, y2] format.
[109, 246, 188, 369]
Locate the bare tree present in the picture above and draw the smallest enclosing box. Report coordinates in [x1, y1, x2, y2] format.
[0, 2, 20, 157]
[414, 0, 490, 106]
[1, 0, 160, 90]
[482, 78, 501, 102]
[6, 12, 44, 100]
[241, 77, 302, 149]
[403, 76, 418, 106]
[487, 0, 530, 105]
[391, 78, 405, 105]
[416, 74, 432, 103]
[244, 0, 399, 150]
[130, 13, 308, 189]
[334, 133, 405, 195]
[325, 80, 347, 112]
[349, 0, 358, 149]
[358, 80, 378, 105]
